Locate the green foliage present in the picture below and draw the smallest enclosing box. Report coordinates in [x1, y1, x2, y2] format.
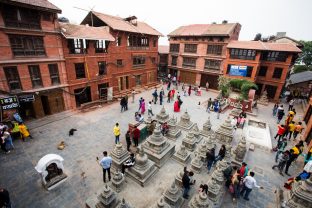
[297, 41, 312, 67]
[293, 65, 312, 74]
[240, 82, 258, 100]
[218, 76, 231, 97]
[229, 79, 245, 90]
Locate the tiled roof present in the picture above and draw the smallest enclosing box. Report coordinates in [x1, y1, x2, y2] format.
[168, 23, 239, 36]
[158, 45, 169, 54]
[91, 11, 163, 36]
[4, 0, 61, 13]
[288, 71, 312, 85]
[60, 23, 115, 41]
[227, 41, 302, 52]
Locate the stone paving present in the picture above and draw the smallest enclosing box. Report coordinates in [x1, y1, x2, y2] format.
[0, 84, 307, 208]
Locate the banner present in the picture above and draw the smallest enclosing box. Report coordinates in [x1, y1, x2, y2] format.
[229, 65, 247, 76]
[0, 96, 19, 110]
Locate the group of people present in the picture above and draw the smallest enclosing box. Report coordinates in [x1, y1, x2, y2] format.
[120, 94, 129, 112]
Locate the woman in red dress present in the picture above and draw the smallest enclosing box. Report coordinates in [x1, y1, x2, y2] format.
[174, 100, 180, 112]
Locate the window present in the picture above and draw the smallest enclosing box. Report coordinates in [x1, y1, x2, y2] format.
[171, 56, 177, 66]
[4, 66, 22, 91]
[273, 67, 283, 79]
[28, 65, 43, 88]
[204, 59, 221, 70]
[182, 57, 196, 68]
[151, 57, 156, 64]
[153, 38, 157, 47]
[218, 37, 224, 42]
[95, 40, 107, 53]
[98, 62, 107, 75]
[258, 66, 267, 77]
[2, 5, 40, 29]
[117, 59, 123, 67]
[75, 63, 86, 79]
[184, 44, 197, 53]
[170, 44, 179, 53]
[9, 35, 45, 56]
[42, 12, 52, 21]
[117, 37, 121, 46]
[208, 37, 214, 42]
[246, 66, 253, 77]
[48, 64, 60, 85]
[133, 56, 146, 67]
[207, 45, 223, 55]
[261, 51, 288, 62]
[230, 49, 256, 60]
[68, 39, 87, 54]
[128, 35, 149, 47]
[135, 75, 141, 86]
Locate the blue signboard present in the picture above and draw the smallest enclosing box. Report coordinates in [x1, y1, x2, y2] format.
[229, 65, 247, 76]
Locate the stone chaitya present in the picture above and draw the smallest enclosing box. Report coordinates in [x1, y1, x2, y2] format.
[182, 132, 197, 151]
[190, 154, 203, 174]
[172, 144, 191, 165]
[206, 136, 216, 153]
[175, 169, 184, 188]
[110, 170, 125, 193]
[258, 90, 269, 106]
[207, 178, 222, 206]
[116, 198, 133, 208]
[195, 140, 208, 162]
[153, 197, 170, 208]
[200, 116, 215, 138]
[189, 191, 211, 208]
[215, 117, 233, 144]
[156, 106, 170, 124]
[229, 108, 242, 117]
[85, 184, 120, 208]
[126, 147, 158, 187]
[210, 162, 225, 185]
[232, 136, 247, 166]
[192, 123, 203, 143]
[163, 180, 184, 208]
[166, 116, 182, 141]
[177, 110, 195, 131]
[142, 123, 175, 167]
[110, 143, 129, 173]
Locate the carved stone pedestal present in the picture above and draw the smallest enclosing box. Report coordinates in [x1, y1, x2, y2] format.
[167, 116, 182, 141]
[110, 143, 129, 173]
[177, 110, 195, 131]
[200, 116, 215, 138]
[156, 106, 170, 124]
[172, 144, 191, 165]
[175, 169, 184, 188]
[195, 141, 208, 162]
[110, 170, 125, 193]
[192, 123, 203, 143]
[190, 154, 203, 174]
[232, 136, 247, 166]
[163, 181, 184, 208]
[182, 132, 197, 151]
[152, 197, 170, 208]
[189, 192, 211, 208]
[215, 117, 233, 144]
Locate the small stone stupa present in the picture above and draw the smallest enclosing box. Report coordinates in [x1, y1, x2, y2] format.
[156, 106, 170, 124]
[153, 197, 170, 208]
[175, 169, 184, 188]
[182, 132, 197, 151]
[190, 154, 203, 174]
[110, 143, 129, 173]
[189, 192, 211, 208]
[229, 108, 242, 117]
[211, 164, 225, 185]
[195, 140, 208, 162]
[258, 90, 269, 106]
[126, 147, 158, 187]
[96, 184, 120, 208]
[110, 170, 125, 193]
[167, 116, 182, 141]
[116, 198, 133, 208]
[177, 110, 195, 131]
[142, 123, 175, 167]
[172, 144, 191, 165]
[215, 117, 234, 144]
[163, 180, 184, 208]
[232, 136, 247, 166]
[206, 136, 216, 152]
[207, 178, 221, 206]
[192, 123, 203, 143]
[200, 116, 215, 138]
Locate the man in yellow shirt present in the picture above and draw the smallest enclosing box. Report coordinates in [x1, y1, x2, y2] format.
[18, 122, 32, 141]
[287, 121, 296, 140]
[113, 123, 120, 144]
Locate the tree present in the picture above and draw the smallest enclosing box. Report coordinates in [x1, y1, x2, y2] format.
[254, 33, 262, 41]
[293, 65, 312, 74]
[297, 41, 312, 67]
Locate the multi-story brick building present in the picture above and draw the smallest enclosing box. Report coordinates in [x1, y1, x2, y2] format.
[0, 0, 68, 119]
[158, 45, 169, 79]
[167, 22, 241, 89]
[223, 41, 301, 101]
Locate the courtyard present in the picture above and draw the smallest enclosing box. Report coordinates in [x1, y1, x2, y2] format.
[0, 86, 306, 208]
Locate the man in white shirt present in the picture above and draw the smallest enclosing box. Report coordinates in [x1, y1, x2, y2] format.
[148, 101, 154, 116]
[99, 151, 112, 183]
[240, 172, 263, 200]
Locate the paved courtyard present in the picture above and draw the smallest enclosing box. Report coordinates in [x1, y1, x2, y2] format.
[0, 85, 306, 208]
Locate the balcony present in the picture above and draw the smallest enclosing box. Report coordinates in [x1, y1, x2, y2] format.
[127, 46, 150, 50]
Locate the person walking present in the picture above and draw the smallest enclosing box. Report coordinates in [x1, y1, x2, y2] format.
[152, 89, 158, 104]
[120, 97, 126, 112]
[0, 188, 11, 208]
[1, 127, 13, 152]
[288, 99, 294, 111]
[206, 147, 215, 173]
[239, 162, 249, 178]
[206, 98, 212, 113]
[205, 81, 209, 91]
[272, 150, 290, 176]
[182, 170, 195, 199]
[18, 122, 32, 141]
[148, 101, 154, 116]
[141, 99, 146, 114]
[214, 145, 226, 164]
[287, 121, 296, 140]
[272, 103, 278, 116]
[274, 124, 286, 141]
[124, 94, 129, 110]
[138, 97, 143, 111]
[188, 85, 192, 96]
[285, 142, 304, 175]
[131, 90, 136, 103]
[275, 138, 287, 163]
[133, 126, 140, 147]
[159, 90, 163, 105]
[277, 106, 285, 123]
[125, 130, 131, 152]
[167, 90, 171, 103]
[231, 169, 242, 202]
[99, 151, 112, 183]
[240, 172, 263, 201]
[113, 123, 121, 144]
[293, 122, 304, 140]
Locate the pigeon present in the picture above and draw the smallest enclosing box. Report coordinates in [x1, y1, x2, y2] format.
[69, 128, 77, 136]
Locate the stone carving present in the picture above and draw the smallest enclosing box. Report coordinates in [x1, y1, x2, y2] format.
[182, 132, 197, 151]
[95, 184, 120, 208]
[192, 123, 203, 143]
[163, 180, 184, 208]
[189, 191, 210, 208]
[116, 198, 133, 208]
[215, 117, 234, 144]
[205, 136, 216, 152]
[152, 197, 170, 208]
[156, 106, 170, 124]
[224, 144, 233, 164]
[110, 170, 125, 193]
[126, 147, 158, 187]
[172, 144, 191, 165]
[258, 90, 269, 106]
[110, 143, 129, 173]
[177, 110, 195, 131]
[166, 116, 182, 141]
[190, 154, 203, 174]
[207, 178, 221, 205]
[232, 136, 247, 165]
[142, 123, 175, 167]
[229, 108, 242, 117]
[175, 169, 184, 188]
[200, 116, 215, 138]
[211, 164, 225, 185]
[195, 141, 208, 162]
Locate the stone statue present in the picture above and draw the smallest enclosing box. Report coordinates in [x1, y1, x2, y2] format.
[156, 106, 170, 124]
[110, 170, 125, 193]
[172, 144, 191, 165]
[200, 116, 215, 138]
[215, 117, 234, 144]
[95, 184, 120, 208]
[182, 132, 197, 151]
[177, 110, 195, 131]
[192, 123, 203, 143]
[232, 136, 247, 164]
[167, 115, 182, 141]
[163, 180, 184, 207]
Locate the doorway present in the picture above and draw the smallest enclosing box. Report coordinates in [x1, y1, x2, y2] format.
[41, 95, 51, 115]
[74, 87, 91, 107]
[98, 83, 109, 100]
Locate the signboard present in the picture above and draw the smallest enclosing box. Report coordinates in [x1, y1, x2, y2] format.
[229, 65, 247, 76]
[19, 94, 35, 102]
[0, 96, 19, 110]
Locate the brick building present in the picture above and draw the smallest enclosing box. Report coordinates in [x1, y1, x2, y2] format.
[167, 22, 241, 89]
[223, 41, 301, 101]
[0, 0, 68, 119]
[158, 45, 169, 79]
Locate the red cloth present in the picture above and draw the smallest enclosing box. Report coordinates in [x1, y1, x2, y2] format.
[239, 166, 246, 177]
[277, 126, 286, 135]
[174, 101, 180, 112]
[133, 128, 140, 139]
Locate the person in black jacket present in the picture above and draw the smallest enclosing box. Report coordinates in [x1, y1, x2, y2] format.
[206, 148, 215, 173]
[125, 131, 131, 151]
[0, 188, 11, 208]
[214, 145, 226, 165]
